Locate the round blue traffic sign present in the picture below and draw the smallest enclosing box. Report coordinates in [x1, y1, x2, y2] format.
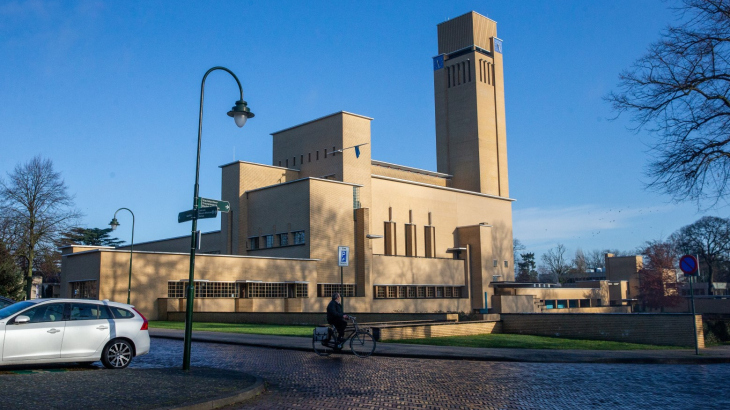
[679, 255, 699, 276]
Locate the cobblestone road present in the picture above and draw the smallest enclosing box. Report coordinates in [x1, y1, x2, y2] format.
[134, 338, 730, 409]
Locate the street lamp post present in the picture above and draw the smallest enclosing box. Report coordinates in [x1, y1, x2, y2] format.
[182, 67, 253, 371]
[109, 208, 135, 305]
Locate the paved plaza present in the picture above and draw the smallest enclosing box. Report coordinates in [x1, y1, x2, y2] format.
[131, 338, 730, 409]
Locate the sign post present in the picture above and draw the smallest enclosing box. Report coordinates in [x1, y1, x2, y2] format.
[338, 246, 350, 310]
[679, 254, 700, 355]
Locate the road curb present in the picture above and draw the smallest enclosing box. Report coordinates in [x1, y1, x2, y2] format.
[150, 334, 730, 365]
[162, 376, 265, 410]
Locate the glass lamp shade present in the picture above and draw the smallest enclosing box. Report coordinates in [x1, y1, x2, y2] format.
[233, 112, 247, 128]
[109, 218, 120, 231]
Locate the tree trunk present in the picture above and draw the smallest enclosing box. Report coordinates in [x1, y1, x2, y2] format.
[25, 246, 34, 300]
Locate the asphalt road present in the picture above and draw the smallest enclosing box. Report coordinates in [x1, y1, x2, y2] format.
[132, 338, 730, 409]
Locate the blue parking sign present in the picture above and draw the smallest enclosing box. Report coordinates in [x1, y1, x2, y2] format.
[338, 246, 350, 267]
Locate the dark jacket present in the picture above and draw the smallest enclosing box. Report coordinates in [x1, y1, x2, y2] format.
[326, 299, 345, 323]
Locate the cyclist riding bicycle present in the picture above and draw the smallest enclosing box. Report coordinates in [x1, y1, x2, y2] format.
[326, 292, 348, 343]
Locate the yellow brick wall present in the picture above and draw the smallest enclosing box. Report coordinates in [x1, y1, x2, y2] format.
[501, 313, 705, 348]
[376, 320, 501, 341]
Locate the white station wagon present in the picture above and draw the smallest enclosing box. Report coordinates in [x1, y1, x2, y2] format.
[0, 298, 150, 369]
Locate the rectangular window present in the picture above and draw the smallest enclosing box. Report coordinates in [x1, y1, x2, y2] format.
[248, 282, 287, 298]
[426, 287, 435, 298]
[293, 157, 296, 166]
[316, 151, 319, 160]
[453, 287, 460, 298]
[569, 300, 578, 308]
[70, 281, 99, 299]
[407, 287, 416, 298]
[376, 286, 386, 299]
[417, 287, 426, 298]
[301, 154, 304, 164]
[579, 299, 590, 308]
[332, 146, 336, 156]
[388, 286, 397, 298]
[295, 283, 308, 298]
[308, 153, 311, 162]
[319, 283, 356, 298]
[445, 287, 452, 298]
[293, 231, 305, 245]
[264, 235, 274, 248]
[544, 300, 555, 309]
[278, 233, 288, 246]
[168, 281, 238, 298]
[504, 260, 509, 268]
[324, 148, 328, 158]
[436, 287, 444, 298]
[398, 286, 407, 298]
[557, 300, 567, 309]
[286, 159, 289, 167]
[596, 299, 602, 306]
[249, 237, 259, 250]
[278, 161, 282, 167]
[493, 260, 498, 267]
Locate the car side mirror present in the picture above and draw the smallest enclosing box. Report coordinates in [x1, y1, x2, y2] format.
[14, 315, 30, 324]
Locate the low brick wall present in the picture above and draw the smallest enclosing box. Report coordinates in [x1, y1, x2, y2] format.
[541, 307, 631, 314]
[373, 320, 501, 341]
[501, 313, 704, 348]
[165, 311, 458, 326]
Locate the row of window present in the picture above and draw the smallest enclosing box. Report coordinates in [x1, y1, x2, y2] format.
[374, 285, 462, 299]
[279, 147, 337, 168]
[543, 299, 598, 309]
[478, 59, 495, 85]
[166, 281, 320, 299]
[318, 284, 356, 298]
[250, 231, 305, 250]
[447, 60, 471, 88]
[9, 301, 134, 324]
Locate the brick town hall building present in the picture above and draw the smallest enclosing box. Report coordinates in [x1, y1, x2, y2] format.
[61, 12, 518, 320]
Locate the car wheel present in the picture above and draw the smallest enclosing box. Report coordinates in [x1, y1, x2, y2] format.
[101, 339, 133, 369]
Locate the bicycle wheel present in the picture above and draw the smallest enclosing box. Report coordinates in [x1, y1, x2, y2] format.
[313, 338, 332, 356]
[349, 331, 376, 358]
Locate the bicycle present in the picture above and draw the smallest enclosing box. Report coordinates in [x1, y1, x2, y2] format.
[312, 316, 376, 358]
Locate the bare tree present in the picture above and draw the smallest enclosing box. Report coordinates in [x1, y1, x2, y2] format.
[638, 240, 683, 311]
[541, 244, 572, 284]
[513, 238, 526, 276]
[607, 0, 730, 206]
[670, 215, 730, 293]
[585, 249, 606, 272]
[0, 156, 81, 299]
[572, 248, 588, 275]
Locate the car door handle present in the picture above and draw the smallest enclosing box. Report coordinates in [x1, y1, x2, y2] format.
[47, 328, 61, 334]
[97, 326, 109, 330]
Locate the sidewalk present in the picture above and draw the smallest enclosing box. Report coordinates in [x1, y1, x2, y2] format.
[150, 328, 730, 364]
[0, 366, 264, 410]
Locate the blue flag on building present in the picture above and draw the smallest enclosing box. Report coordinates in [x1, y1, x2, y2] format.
[355, 145, 360, 158]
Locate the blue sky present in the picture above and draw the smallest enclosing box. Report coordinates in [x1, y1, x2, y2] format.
[0, 0, 722, 260]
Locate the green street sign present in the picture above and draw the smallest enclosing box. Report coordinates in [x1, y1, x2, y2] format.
[178, 206, 218, 223]
[178, 209, 195, 223]
[197, 206, 218, 219]
[197, 197, 231, 213]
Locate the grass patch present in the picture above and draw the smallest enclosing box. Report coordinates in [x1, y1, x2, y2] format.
[148, 321, 313, 337]
[385, 333, 682, 350]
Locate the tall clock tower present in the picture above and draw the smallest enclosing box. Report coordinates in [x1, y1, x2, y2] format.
[433, 12, 509, 197]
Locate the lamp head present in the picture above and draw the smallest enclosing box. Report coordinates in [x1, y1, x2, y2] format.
[109, 218, 120, 231]
[227, 99, 254, 128]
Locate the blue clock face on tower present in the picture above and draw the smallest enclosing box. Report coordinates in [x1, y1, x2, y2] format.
[433, 55, 444, 71]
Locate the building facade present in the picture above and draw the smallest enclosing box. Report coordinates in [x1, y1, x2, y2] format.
[61, 12, 517, 320]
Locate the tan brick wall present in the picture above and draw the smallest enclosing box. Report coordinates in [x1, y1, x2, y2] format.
[164, 311, 459, 326]
[371, 164, 450, 187]
[501, 313, 705, 348]
[375, 320, 501, 341]
[372, 255, 465, 286]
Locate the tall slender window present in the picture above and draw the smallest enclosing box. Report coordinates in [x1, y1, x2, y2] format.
[286, 159, 289, 167]
[479, 59, 483, 82]
[316, 151, 319, 160]
[293, 157, 296, 166]
[324, 149, 327, 158]
[301, 154, 304, 164]
[447, 66, 451, 88]
[308, 153, 311, 162]
[332, 146, 336, 156]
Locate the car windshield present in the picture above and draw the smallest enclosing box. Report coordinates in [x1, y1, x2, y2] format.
[0, 301, 35, 320]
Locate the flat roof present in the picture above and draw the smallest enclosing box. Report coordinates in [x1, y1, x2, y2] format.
[372, 175, 515, 202]
[245, 176, 362, 194]
[437, 11, 497, 26]
[372, 160, 452, 179]
[270, 111, 373, 135]
[117, 230, 220, 248]
[219, 160, 299, 171]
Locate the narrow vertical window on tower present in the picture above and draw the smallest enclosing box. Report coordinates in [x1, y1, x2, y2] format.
[301, 154, 304, 164]
[324, 149, 327, 158]
[479, 59, 483, 82]
[308, 153, 311, 162]
[316, 151, 319, 160]
[447, 66, 451, 88]
[286, 159, 289, 167]
[467, 60, 471, 82]
[293, 157, 296, 167]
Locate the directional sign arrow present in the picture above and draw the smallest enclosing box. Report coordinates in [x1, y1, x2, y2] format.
[197, 197, 231, 213]
[197, 206, 218, 220]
